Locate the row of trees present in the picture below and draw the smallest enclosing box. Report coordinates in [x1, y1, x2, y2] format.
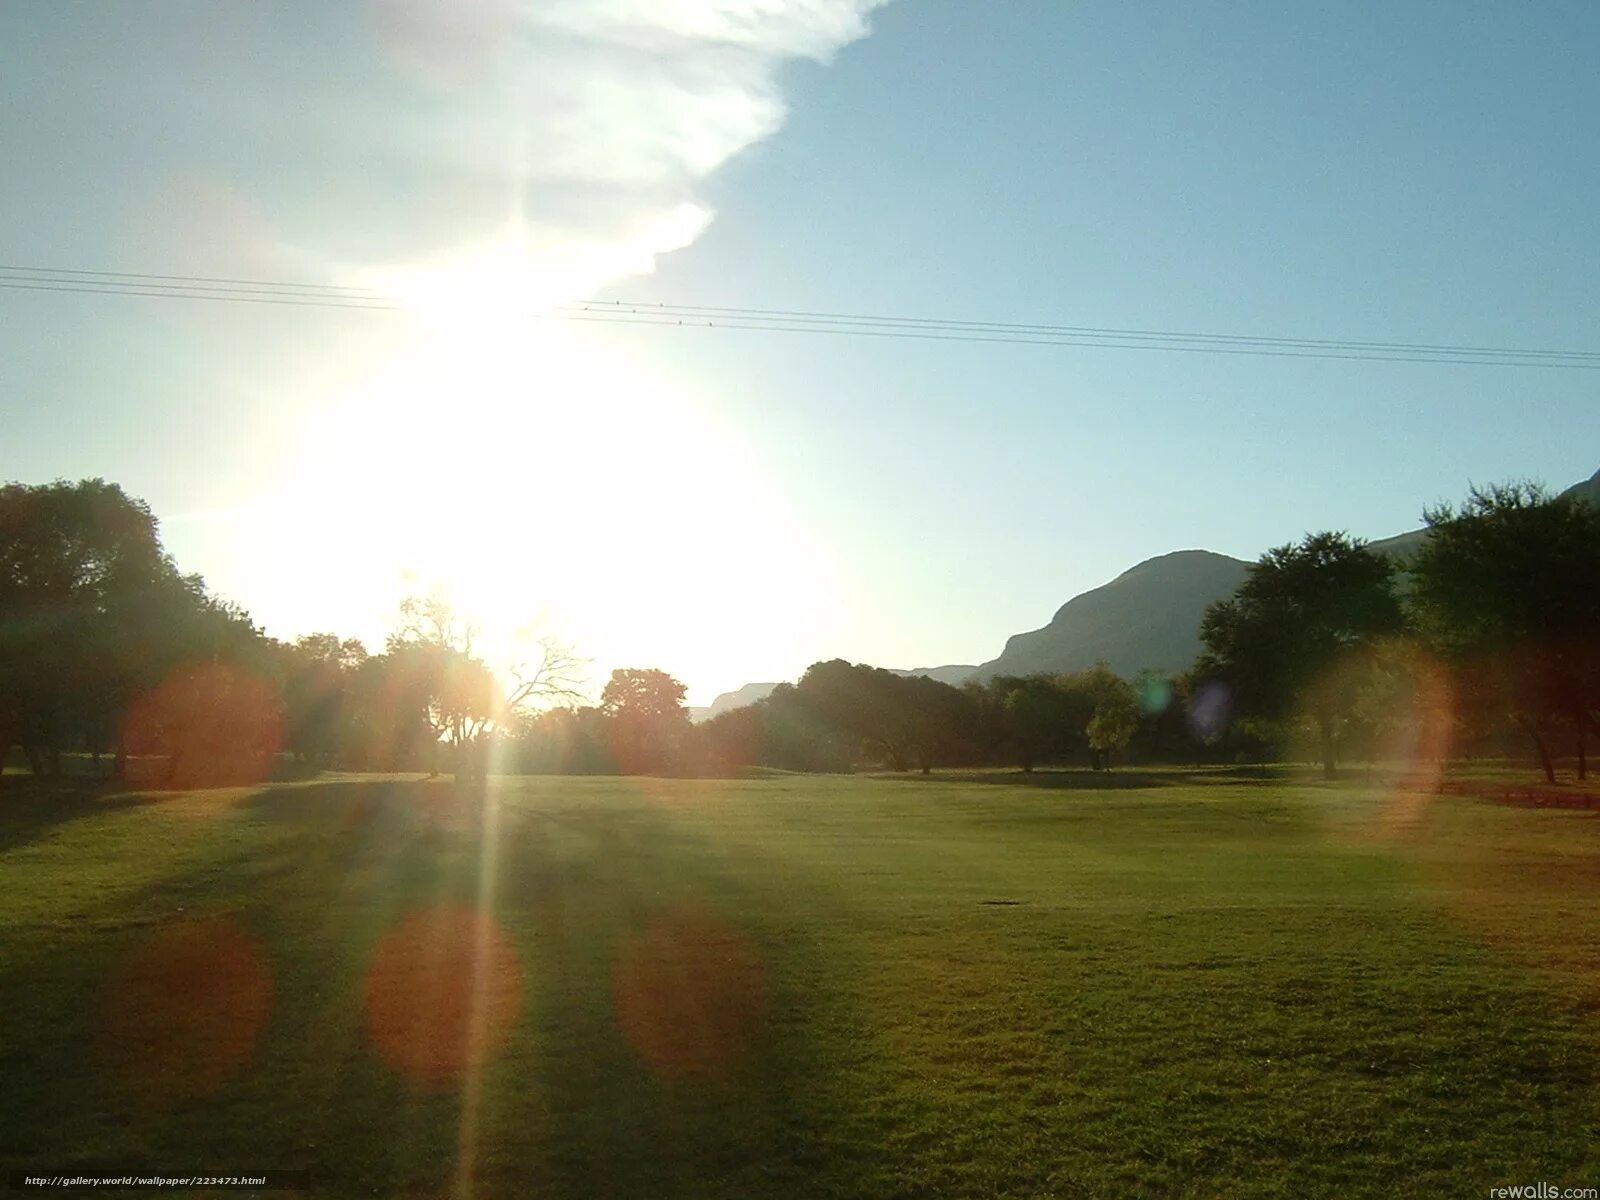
[646, 660, 1183, 777]
[615, 482, 1600, 782]
[0, 480, 582, 784]
[1195, 483, 1600, 780]
[5, 477, 1595, 785]
[0, 478, 1198, 784]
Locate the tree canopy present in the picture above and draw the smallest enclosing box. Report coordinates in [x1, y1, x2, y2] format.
[1409, 482, 1600, 780]
[1197, 531, 1401, 778]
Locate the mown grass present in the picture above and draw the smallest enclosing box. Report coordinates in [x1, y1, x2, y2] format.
[3, 768, 1599, 1198]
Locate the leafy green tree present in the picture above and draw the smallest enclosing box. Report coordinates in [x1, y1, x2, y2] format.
[901, 673, 979, 774]
[343, 651, 436, 772]
[1133, 669, 1190, 761]
[1409, 482, 1600, 780]
[280, 634, 369, 767]
[991, 675, 1080, 772]
[1197, 531, 1402, 779]
[689, 702, 766, 775]
[600, 668, 691, 773]
[0, 478, 266, 780]
[1062, 664, 1140, 769]
[1085, 684, 1140, 769]
[793, 660, 976, 773]
[760, 682, 855, 773]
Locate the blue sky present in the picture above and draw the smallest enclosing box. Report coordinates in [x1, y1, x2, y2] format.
[2, 1, 1597, 702]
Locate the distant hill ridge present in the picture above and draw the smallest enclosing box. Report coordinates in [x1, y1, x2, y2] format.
[967, 549, 1250, 682]
[1368, 466, 1600, 561]
[689, 464, 1599, 718]
[688, 681, 780, 723]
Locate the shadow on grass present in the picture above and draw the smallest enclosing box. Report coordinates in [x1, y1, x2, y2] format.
[2, 776, 879, 1199]
[0, 780, 175, 855]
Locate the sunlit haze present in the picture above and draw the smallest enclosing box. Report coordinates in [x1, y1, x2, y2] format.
[4, 1, 1599, 701]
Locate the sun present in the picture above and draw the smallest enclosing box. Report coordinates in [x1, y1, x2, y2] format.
[257, 249, 846, 701]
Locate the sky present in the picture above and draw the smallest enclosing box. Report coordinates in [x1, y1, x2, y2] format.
[3, 1, 1598, 704]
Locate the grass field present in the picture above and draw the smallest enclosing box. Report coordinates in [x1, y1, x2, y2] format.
[4, 768, 1600, 1198]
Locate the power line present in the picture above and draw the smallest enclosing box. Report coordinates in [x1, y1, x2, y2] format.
[571, 300, 1600, 362]
[0, 262, 386, 295]
[0, 278, 397, 311]
[3, 262, 1598, 370]
[560, 312, 1600, 369]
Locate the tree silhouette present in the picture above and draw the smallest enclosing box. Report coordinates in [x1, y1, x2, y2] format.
[0, 479, 264, 779]
[1409, 482, 1600, 781]
[386, 594, 584, 782]
[1198, 532, 1401, 779]
[600, 668, 690, 773]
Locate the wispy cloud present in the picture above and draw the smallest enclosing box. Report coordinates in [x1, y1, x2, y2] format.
[356, 0, 891, 301]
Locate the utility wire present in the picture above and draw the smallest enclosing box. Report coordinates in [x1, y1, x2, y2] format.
[3, 262, 1598, 370]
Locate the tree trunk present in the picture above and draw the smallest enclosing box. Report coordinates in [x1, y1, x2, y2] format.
[1576, 709, 1587, 781]
[1318, 718, 1336, 781]
[24, 745, 45, 777]
[114, 734, 128, 783]
[1524, 720, 1556, 784]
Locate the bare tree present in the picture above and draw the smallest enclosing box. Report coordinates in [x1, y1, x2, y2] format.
[388, 594, 585, 782]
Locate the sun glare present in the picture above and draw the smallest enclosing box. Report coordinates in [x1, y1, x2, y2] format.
[251, 247, 845, 700]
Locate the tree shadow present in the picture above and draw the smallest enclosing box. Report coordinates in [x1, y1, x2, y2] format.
[2, 776, 883, 1198]
[0, 779, 175, 855]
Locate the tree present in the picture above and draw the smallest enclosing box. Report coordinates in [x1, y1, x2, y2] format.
[386, 594, 584, 782]
[901, 674, 979, 774]
[1084, 675, 1140, 768]
[280, 634, 368, 767]
[1409, 482, 1600, 781]
[991, 675, 1081, 772]
[0, 478, 256, 780]
[759, 682, 855, 773]
[790, 660, 974, 773]
[690, 703, 766, 775]
[123, 658, 283, 787]
[1133, 669, 1190, 761]
[1060, 664, 1140, 769]
[1197, 532, 1402, 779]
[600, 668, 690, 773]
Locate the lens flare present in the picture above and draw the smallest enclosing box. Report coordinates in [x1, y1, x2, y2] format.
[1139, 675, 1173, 716]
[612, 907, 767, 1082]
[363, 904, 522, 1089]
[1188, 681, 1231, 742]
[122, 661, 284, 788]
[95, 917, 271, 1108]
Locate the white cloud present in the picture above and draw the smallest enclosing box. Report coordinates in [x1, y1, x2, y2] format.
[358, 0, 891, 300]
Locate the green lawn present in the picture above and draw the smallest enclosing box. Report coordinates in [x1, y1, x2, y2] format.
[3, 768, 1600, 1198]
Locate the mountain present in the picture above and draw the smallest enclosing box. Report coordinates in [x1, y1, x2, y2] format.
[690, 465, 1599, 703]
[1560, 466, 1600, 508]
[969, 550, 1251, 681]
[1366, 526, 1428, 561]
[688, 681, 779, 724]
[890, 664, 978, 685]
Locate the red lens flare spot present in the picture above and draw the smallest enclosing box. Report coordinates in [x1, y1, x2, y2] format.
[613, 908, 768, 1082]
[95, 917, 271, 1107]
[363, 905, 522, 1089]
[123, 660, 284, 788]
